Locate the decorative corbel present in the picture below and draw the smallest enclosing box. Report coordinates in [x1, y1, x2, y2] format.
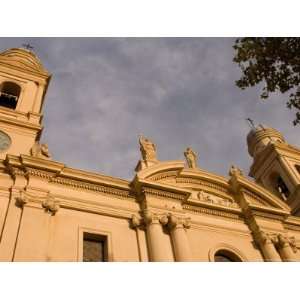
[130, 214, 142, 229]
[42, 194, 60, 215]
[15, 191, 28, 208]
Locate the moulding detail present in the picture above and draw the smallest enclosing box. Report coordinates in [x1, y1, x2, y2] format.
[51, 177, 135, 200]
[182, 204, 242, 220]
[176, 177, 229, 194]
[142, 187, 186, 201]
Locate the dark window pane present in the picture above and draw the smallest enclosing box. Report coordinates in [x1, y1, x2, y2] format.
[83, 233, 106, 262]
[0, 82, 21, 109]
[214, 250, 242, 262]
[214, 254, 234, 262]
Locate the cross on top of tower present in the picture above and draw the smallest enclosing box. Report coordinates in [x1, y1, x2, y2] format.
[22, 43, 34, 50]
[246, 118, 255, 129]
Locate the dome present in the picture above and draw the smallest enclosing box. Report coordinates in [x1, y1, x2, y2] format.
[0, 48, 49, 76]
[247, 124, 285, 157]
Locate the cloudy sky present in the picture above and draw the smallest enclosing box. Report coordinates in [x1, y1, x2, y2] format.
[0, 38, 299, 180]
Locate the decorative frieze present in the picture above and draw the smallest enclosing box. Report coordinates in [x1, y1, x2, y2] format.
[142, 187, 186, 201]
[25, 168, 54, 180]
[183, 204, 241, 220]
[197, 190, 239, 208]
[51, 177, 135, 200]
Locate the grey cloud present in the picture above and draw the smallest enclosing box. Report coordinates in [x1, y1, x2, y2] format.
[0, 38, 298, 180]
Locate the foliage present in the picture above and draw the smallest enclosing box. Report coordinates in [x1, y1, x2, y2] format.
[233, 37, 300, 125]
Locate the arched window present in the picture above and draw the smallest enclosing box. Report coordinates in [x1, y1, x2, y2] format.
[269, 172, 290, 201]
[276, 176, 290, 200]
[214, 249, 242, 262]
[0, 81, 21, 109]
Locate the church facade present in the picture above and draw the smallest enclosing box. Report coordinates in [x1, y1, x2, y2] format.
[0, 48, 300, 262]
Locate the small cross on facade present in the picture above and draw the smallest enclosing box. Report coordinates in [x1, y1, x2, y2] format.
[22, 43, 34, 50]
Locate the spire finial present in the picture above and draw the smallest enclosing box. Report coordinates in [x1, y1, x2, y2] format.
[246, 118, 255, 129]
[22, 43, 34, 50]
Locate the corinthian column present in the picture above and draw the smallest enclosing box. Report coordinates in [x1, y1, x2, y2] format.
[144, 211, 172, 262]
[257, 231, 282, 262]
[168, 215, 193, 262]
[277, 234, 298, 262]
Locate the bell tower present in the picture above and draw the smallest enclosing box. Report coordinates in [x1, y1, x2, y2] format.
[247, 124, 300, 215]
[0, 47, 51, 159]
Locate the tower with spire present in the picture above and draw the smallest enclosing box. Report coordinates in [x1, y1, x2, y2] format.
[0, 47, 51, 159]
[247, 124, 300, 215]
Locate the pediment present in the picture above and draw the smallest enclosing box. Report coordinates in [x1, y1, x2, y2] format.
[134, 160, 291, 215]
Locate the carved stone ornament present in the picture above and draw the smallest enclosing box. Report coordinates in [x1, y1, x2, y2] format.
[139, 135, 157, 161]
[197, 190, 238, 208]
[257, 231, 272, 245]
[42, 194, 60, 215]
[143, 211, 168, 225]
[15, 192, 28, 207]
[130, 215, 141, 228]
[30, 141, 51, 160]
[277, 234, 289, 248]
[274, 234, 298, 253]
[168, 214, 191, 230]
[184, 147, 197, 169]
[229, 165, 243, 177]
[289, 237, 298, 253]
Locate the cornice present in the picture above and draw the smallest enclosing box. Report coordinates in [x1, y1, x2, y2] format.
[56, 195, 139, 219]
[183, 204, 243, 221]
[135, 160, 185, 181]
[16, 191, 139, 219]
[179, 168, 229, 187]
[51, 176, 135, 200]
[58, 166, 130, 190]
[0, 115, 42, 131]
[137, 179, 191, 202]
[176, 177, 229, 195]
[148, 170, 179, 181]
[4, 154, 135, 200]
[284, 216, 300, 231]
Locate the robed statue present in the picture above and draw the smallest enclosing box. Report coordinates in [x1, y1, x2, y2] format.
[139, 135, 157, 161]
[184, 147, 197, 169]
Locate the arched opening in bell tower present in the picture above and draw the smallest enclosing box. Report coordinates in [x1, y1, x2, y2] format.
[0, 81, 21, 109]
[269, 172, 290, 201]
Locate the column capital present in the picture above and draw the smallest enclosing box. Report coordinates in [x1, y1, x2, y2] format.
[143, 211, 168, 226]
[274, 234, 298, 253]
[255, 230, 273, 245]
[168, 214, 191, 230]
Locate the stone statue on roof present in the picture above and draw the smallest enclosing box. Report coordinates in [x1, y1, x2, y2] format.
[139, 135, 157, 161]
[184, 147, 197, 169]
[31, 141, 51, 160]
